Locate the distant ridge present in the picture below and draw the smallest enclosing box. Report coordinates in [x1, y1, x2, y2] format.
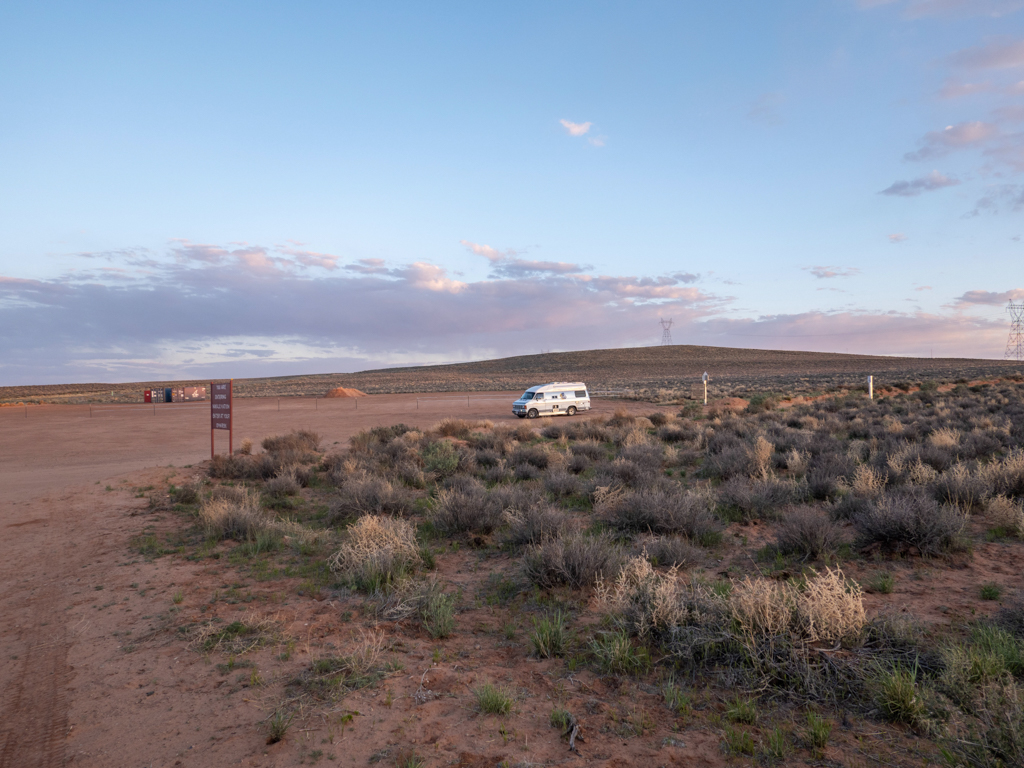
[2, 344, 1019, 405]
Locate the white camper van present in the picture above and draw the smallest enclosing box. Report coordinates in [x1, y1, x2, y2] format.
[512, 382, 590, 419]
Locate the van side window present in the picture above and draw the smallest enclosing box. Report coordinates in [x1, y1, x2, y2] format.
[575, 390, 586, 398]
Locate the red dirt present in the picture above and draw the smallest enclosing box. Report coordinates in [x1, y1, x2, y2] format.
[324, 387, 367, 398]
[0, 391, 1000, 767]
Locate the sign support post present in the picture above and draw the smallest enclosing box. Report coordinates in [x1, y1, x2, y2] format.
[868, 375, 873, 400]
[702, 372, 709, 405]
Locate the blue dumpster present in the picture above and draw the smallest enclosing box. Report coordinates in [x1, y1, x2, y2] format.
[164, 387, 173, 403]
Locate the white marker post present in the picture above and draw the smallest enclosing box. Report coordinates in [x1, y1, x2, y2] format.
[868, 375, 873, 400]
[702, 371, 709, 405]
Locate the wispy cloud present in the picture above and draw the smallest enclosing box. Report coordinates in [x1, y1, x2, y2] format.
[889, 233, 908, 243]
[953, 288, 1024, 305]
[859, 0, 1024, 17]
[460, 240, 586, 277]
[805, 266, 861, 279]
[880, 170, 960, 196]
[904, 121, 999, 161]
[949, 37, 1024, 70]
[938, 80, 995, 98]
[559, 119, 592, 137]
[748, 93, 784, 125]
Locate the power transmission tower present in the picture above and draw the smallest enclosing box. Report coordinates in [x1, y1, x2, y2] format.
[1006, 301, 1024, 361]
[660, 318, 673, 346]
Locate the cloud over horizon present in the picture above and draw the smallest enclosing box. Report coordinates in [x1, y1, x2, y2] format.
[0, 241, 1014, 385]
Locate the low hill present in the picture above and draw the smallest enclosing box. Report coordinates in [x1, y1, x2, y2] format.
[2, 345, 1020, 404]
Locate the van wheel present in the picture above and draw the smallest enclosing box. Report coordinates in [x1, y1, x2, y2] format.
[527, 409, 539, 419]
[566, 406, 577, 416]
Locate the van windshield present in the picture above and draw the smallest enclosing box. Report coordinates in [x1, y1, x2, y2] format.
[520, 391, 535, 401]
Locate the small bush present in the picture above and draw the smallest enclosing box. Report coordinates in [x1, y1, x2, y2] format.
[598, 487, 722, 545]
[475, 684, 513, 715]
[328, 476, 413, 523]
[773, 507, 845, 560]
[723, 726, 756, 756]
[544, 469, 581, 498]
[635, 534, 703, 567]
[933, 463, 988, 512]
[433, 417, 491, 439]
[429, 483, 500, 535]
[550, 707, 573, 731]
[523, 532, 623, 589]
[422, 440, 460, 478]
[510, 444, 550, 469]
[866, 572, 895, 594]
[852, 488, 968, 556]
[265, 469, 300, 497]
[717, 477, 796, 522]
[501, 503, 569, 550]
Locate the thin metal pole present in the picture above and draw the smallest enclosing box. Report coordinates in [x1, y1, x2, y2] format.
[315, 398, 318, 411]
[229, 379, 233, 456]
[278, 398, 280, 411]
[869, 375, 873, 400]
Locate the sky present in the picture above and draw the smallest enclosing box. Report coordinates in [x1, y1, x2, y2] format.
[1, 0, 1024, 385]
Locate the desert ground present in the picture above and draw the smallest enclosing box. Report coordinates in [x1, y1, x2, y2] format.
[2, 379, 1024, 768]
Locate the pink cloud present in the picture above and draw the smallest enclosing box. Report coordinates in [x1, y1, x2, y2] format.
[953, 288, 1024, 305]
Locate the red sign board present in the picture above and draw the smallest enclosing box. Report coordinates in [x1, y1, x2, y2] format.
[211, 382, 232, 430]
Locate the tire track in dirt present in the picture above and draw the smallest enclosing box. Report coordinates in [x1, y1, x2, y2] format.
[0, 497, 73, 768]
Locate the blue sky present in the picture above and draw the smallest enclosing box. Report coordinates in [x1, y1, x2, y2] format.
[2, 0, 1023, 384]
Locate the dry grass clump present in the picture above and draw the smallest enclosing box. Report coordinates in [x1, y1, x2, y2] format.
[850, 464, 887, 499]
[189, 608, 279, 654]
[596, 555, 725, 641]
[979, 449, 1024, 498]
[928, 427, 961, 449]
[731, 567, 865, 646]
[932, 463, 988, 512]
[987, 495, 1024, 537]
[852, 489, 968, 556]
[328, 515, 420, 590]
[523, 531, 623, 589]
[432, 417, 492, 439]
[199, 489, 272, 540]
[262, 430, 322, 454]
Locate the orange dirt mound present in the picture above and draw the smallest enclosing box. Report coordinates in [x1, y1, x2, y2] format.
[324, 387, 367, 398]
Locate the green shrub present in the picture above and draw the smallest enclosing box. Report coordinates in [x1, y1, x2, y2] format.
[805, 710, 832, 750]
[420, 586, 456, 639]
[530, 612, 567, 658]
[874, 663, 926, 725]
[422, 440, 460, 477]
[475, 683, 513, 715]
[590, 631, 651, 676]
[723, 725, 756, 756]
[981, 582, 1003, 601]
[725, 695, 758, 725]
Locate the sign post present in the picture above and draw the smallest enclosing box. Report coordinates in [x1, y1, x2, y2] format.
[211, 380, 233, 458]
[868, 375, 873, 400]
[702, 372, 709, 405]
